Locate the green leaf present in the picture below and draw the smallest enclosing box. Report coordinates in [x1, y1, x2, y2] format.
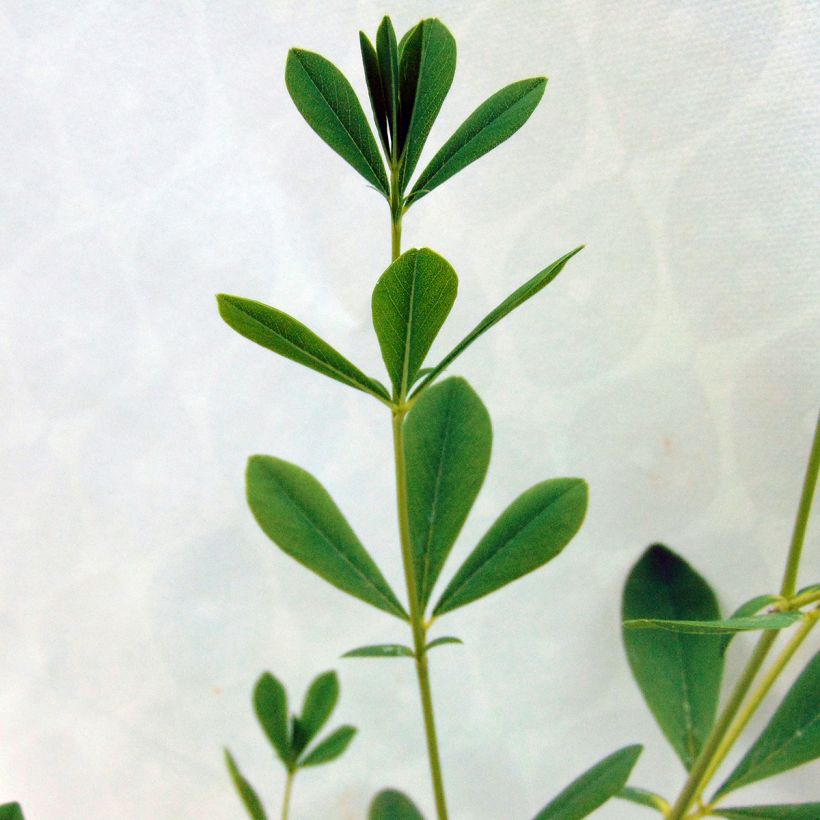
[217, 295, 390, 403]
[299, 725, 356, 767]
[426, 636, 463, 651]
[533, 744, 643, 819]
[343, 643, 414, 658]
[291, 671, 339, 755]
[434, 477, 588, 616]
[405, 377, 492, 608]
[0, 805, 24, 820]
[246, 456, 407, 620]
[407, 78, 547, 206]
[721, 594, 783, 655]
[372, 248, 458, 397]
[796, 582, 820, 596]
[376, 17, 400, 152]
[623, 611, 802, 634]
[412, 247, 584, 395]
[285, 48, 388, 195]
[622, 544, 724, 770]
[617, 786, 669, 814]
[397, 19, 457, 190]
[713, 805, 820, 819]
[369, 789, 425, 820]
[359, 33, 390, 156]
[715, 650, 820, 797]
[253, 672, 291, 766]
[224, 749, 268, 820]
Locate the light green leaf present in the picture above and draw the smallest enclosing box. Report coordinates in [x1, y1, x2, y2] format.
[533, 745, 643, 819]
[376, 17, 400, 153]
[412, 247, 583, 395]
[716, 650, 820, 797]
[253, 672, 291, 767]
[622, 545, 724, 770]
[299, 725, 356, 767]
[359, 33, 389, 156]
[426, 636, 463, 652]
[247, 456, 407, 620]
[225, 749, 268, 820]
[713, 805, 820, 819]
[721, 594, 783, 654]
[434, 477, 588, 616]
[343, 644, 414, 658]
[285, 48, 388, 195]
[796, 582, 820, 596]
[617, 786, 669, 814]
[369, 789, 425, 820]
[407, 78, 547, 206]
[0, 805, 24, 820]
[405, 377, 492, 608]
[623, 611, 802, 635]
[291, 671, 339, 755]
[217, 295, 390, 402]
[372, 248, 458, 397]
[397, 19, 457, 190]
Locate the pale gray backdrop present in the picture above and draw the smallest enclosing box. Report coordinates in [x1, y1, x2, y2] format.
[1, 1, 818, 818]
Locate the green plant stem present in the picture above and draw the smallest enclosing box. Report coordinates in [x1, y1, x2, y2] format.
[281, 770, 294, 820]
[780, 411, 820, 598]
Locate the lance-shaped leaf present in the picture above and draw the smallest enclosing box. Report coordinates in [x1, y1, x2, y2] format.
[291, 671, 339, 755]
[397, 19, 457, 190]
[217, 295, 390, 402]
[426, 636, 463, 651]
[721, 594, 784, 654]
[372, 248, 458, 396]
[253, 672, 291, 766]
[376, 17, 400, 151]
[285, 48, 388, 195]
[623, 611, 802, 635]
[713, 805, 820, 819]
[299, 725, 356, 767]
[343, 643, 414, 658]
[405, 377, 492, 608]
[533, 744, 643, 819]
[407, 77, 547, 206]
[412, 247, 583, 395]
[622, 545, 723, 770]
[246, 456, 408, 620]
[369, 790, 425, 820]
[715, 650, 820, 798]
[225, 749, 268, 820]
[359, 33, 389, 155]
[434, 477, 588, 616]
[0, 806, 24, 820]
[617, 786, 670, 814]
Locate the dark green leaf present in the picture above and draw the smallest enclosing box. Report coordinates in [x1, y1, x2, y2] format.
[0, 805, 24, 820]
[617, 786, 669, 813]
[397, 19, 457, 190]
[224, 749, 268, 820]
[376, 17, 400, 153]
[408, 78, 547, 206]
[533, 745, 643, 819]
[217, 295, 390, 402]
[359, 33, 390, 156]
[622, 545, 724, 770]
[434, 477, 588, 616]
[299, 725, 356, 767]
[412, 247, 583, 395]
[292, 671, 339, 755]
[397, 25, 419, 59]
[369, 789, 425, 820]
[343, 643, 414, 658]
[372, 248, 458, 397]
[716, 650, 820, 797]
[713, 805, 820, 819]
[285, 48, 388, 194]
[253, 672, 291, 766]
[623, 612, 802, 635]
[247, 456, 407, 619]
[405, 377, 492, 608]
[426, 636, 463, 651]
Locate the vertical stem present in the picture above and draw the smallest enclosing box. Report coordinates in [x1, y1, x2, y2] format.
[392, 216, 402, 262]
[281, 770, 294, 820]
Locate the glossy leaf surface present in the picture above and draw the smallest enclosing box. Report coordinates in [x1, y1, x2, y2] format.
[533, 745, 643, 819]
[247, 456, 407, 619]
[343, 643, 414, 658]
[253, 672, 291, 766]
[286, 48, 388, 194]
[405, 377, 492, 608]
[372, 248, 457, 396]
[408, 78, 547, 205]
[225, 749, 268, 820]
[292, 671, 339, 755]
[369, 789, 425, 820]
[413, 247, 583, 394]
[622, 545, 723, 770]
[300, 725, 356, 767]
[716, 651, 820, 797]
[217, 295, 389, 402]
[434, 478, 588, 615]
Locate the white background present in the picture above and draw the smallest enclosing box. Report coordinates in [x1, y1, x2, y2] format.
[1, 1, 818, 818]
